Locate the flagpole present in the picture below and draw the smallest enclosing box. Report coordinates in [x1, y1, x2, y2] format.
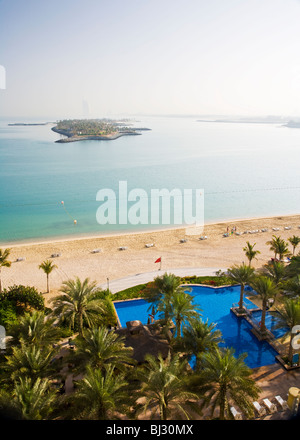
[160, 256, 162, 271]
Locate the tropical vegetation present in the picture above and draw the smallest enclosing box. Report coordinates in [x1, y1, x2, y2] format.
[0, 230, 300, 420]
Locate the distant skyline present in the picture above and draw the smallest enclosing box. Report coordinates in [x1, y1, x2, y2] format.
[1, 0, 300, 119]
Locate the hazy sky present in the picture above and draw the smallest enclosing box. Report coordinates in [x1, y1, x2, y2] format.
[1, 0, 300, 118]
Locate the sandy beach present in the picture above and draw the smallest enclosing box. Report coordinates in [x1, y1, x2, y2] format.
[1, 213, 300, 306]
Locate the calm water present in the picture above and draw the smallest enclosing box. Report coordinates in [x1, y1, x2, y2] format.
[114, 285, 280, 368]
[1, 115, 300, 243]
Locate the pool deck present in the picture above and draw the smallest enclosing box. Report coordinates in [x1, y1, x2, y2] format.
[250, 363, 300, 420]
[106, 267, 300, 420]
[199, 362, 300, 420]
[99, 267, 226, 293]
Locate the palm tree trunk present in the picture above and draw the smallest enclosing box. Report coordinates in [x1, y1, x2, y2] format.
[78, 312, 84, 337]
[160, 403, 167, 420]
[47, 274, 49, 293]
[219, 388, 226, 420]
[260, 300, 267, 335]
[288, 334, 294, 365]
[176, 318, 181, 339]
[238, 284, 245, 311]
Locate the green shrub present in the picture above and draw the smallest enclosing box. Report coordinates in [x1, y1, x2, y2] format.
[0, 299, 18, 328]
[113, 283, 149, 301]
[112, 275, 234, 302]
[0, 285, 45, 316]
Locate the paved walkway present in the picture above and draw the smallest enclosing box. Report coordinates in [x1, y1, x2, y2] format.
[99, 267, 226, 293]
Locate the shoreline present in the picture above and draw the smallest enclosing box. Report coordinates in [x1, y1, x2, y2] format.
[1, 212, 299, 248]
[1, 213, 300, 305]
[53, 131, 141, 143]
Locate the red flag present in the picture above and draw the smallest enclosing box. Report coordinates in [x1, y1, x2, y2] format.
[155, 257, 161, 263]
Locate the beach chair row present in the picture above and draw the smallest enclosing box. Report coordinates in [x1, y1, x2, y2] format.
[223, 225, 298, 238]
[230, 395, 288, 419]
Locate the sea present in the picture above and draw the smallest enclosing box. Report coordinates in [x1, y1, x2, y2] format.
[1, 115, 300, 244]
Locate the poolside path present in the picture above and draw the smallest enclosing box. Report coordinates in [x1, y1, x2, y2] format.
[99, 267, 226, 293]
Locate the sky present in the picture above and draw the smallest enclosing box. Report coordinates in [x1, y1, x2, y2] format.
[1, 0, 300, 119]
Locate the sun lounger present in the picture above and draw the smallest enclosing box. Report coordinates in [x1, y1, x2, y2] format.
[284, 226, 292, 230]
[263, 398, 277, 413]
[119, 246, 128, 251]
[200, 236, 207, 240]
[253, 401, 266, 417]
[230, 406, 242, 420]
[145, 243, 154, 247]
[91, 248, 101, 253]
[16, 257, 26, 262]
[51, 253, 61, 258]
[272, 227, 280, 231]
[275, 395, 288, 410]
[179, 239, 187, 243]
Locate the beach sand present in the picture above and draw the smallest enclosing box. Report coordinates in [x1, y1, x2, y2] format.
[1, 214, 300, 306]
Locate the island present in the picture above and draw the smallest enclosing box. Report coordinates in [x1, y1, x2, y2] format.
[51, 119, 151, 143]
[197, 115, 300, 128]
[282, 120, 300, 129]
[197, 116, 289, 124]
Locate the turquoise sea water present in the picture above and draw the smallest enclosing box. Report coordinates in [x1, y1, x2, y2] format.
[1, 115, 300, 243]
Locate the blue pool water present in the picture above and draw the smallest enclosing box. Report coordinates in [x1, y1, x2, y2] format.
[114, 284, 282, 368]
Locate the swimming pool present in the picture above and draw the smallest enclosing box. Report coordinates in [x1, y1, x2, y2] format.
[113, 284, 281, 369]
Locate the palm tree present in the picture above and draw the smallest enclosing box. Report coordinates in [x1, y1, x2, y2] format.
[195, 347, 260, 420]
[277, 240, 291, 261]
[266, 235, 282, 260]
[144, 272, 182, 323]
[288, 235, 300, 256]
[227, 264, 255, 313]
[38, 260, 57, 293]
[272, 298, 300, 365]
[286, 255, 300, 278]
[0, 248, 11, 294]
[73, 326, 134, 373]
[168, 291, 201, 339]
[267, 235, 290, 260]
[243, 241, 261, 266]
[0, 377, 57, 420]
[250, 276, 279, 337]
[50, 277, 105, 337]
[285, 274, 300, 299]
[259, 260, 287, 289]
[7, 311, 61, 349]
[134, 352, 200, 420]
[4, 342, 59, 381]
[180, 317, 223, 371]
[71, 365, 130, 420]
